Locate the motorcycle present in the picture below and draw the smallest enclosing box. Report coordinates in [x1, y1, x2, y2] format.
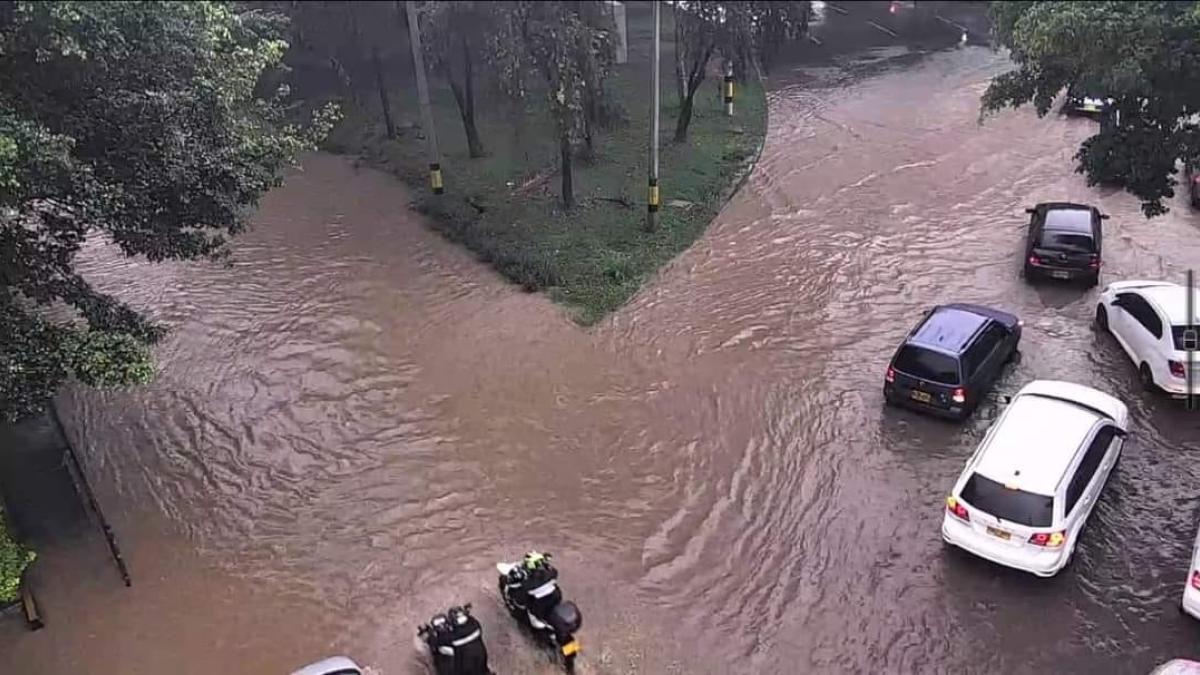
[417, 603, 493, 675]
[496, 555, 583, 672]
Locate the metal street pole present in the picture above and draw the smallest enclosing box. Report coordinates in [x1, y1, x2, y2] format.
[647, 0, 661, 231]
[406, 1, 443, 194]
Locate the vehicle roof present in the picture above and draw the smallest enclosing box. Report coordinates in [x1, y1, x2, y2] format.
[908, 306, 988, 354]
[1017, 379, 1127, 425]
[290, 657, 362, 675]
[1138, 284, 1200, 325]
[975, 393, 1103, 495]
[1033, 201, 1096, 214]
[1043, 208, 1095, 233]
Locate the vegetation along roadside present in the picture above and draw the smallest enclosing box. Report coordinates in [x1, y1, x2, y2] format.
[318, 2, 801, 325]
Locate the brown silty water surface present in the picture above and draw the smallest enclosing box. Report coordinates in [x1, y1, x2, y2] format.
[5, 44, 1200, 675]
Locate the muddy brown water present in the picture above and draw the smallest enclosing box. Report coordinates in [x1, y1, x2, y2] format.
[5, 46, 1200, 675]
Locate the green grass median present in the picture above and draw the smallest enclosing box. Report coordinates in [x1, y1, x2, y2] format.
[326, 8, 766, 325]
[0, 507, 34, 605]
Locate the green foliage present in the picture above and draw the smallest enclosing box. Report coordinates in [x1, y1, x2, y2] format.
[982, 1, 1200, 216]
[0, 507, 34, 605]
[489, 1, 616, 206]
[0, 1, 337, 422]
[672, 1, 809, 140]
[330, 5, 767, 324]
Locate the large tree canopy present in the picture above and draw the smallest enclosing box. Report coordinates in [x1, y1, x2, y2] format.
[0, 1, 336, 423]
[982, 1, 1200, 216]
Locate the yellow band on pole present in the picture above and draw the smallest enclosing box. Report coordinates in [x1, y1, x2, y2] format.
[649, 184, 660, 207]
[430, 168, 444, 192]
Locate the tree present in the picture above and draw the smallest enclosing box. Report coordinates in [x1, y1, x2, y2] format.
[0, 1, 337, 423]
[982, 1, 1200, 217]
[491, 1, 614, 208]
[422, 1, 489, 158]
[672, 1, 809, 143]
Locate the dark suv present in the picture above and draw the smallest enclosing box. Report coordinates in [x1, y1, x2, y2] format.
[883, 304, 1022, 421]
[1023, 202, 1108, 287]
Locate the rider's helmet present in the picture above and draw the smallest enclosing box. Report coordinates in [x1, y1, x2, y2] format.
[448, 606, 469, 626]
[523, 550, 550, 570]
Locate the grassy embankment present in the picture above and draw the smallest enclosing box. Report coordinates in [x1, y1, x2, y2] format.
[325, 5, 766, 325]
[0, 507, 34, 605]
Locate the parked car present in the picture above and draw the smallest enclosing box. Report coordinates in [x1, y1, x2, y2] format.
[290, 657, 363, 675]
[1151, 661, 1200, 675]
[1182, 520, 1200, 621]
[1186, 163, 1200, 209]
[1061, 86, 1111, 117]
[942, 380, 1129, 577]
[1095, 280, 1199, 398]
[884, 303, 1022, 421]
[1023, 202, 1108, 286]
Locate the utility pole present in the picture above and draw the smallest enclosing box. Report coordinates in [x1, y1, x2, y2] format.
[724, 61, 734, 117]
[405, 0, 443, 194]
[646, 0, 661, 231]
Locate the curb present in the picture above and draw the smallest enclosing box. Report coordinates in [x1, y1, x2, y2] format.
[717, 79, 769, 208]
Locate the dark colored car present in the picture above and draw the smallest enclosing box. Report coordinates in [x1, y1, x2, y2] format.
[1186, 163, 1200, 209]
[1061, 86, 1110, 117]
[884, 304, 1022, 421]
[1023, 202, 1108, 287]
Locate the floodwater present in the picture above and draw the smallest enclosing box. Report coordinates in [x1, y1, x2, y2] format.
[6, 42, 1200, 675]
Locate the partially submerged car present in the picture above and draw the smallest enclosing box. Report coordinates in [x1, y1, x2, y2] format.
[1023, 202, 1108, 287]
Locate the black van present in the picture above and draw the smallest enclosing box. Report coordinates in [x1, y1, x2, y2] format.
[883, 304, 1022, 421]
[1022, 202, 1108, 287]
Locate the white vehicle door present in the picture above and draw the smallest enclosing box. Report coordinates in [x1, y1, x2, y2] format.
[1063, 425, 1118, 538]
[1114, 293, 1162, 366]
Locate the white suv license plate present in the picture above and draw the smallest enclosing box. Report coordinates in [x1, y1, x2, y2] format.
[986, 526, 1011, 540]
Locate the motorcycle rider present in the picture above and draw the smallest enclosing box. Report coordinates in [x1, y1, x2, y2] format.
[504, 551, 562, 622]
[424, 605, 492, 675]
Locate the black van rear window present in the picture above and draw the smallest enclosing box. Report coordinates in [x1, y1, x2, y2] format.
[960, 473, 1054, 527]
[892, 346, 959, 384]
[1037, 230, 1095, 253]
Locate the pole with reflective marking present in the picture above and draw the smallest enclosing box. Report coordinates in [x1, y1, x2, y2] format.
[647, 0, 661, 231]
[724, 62, 734, 117]
[406, 1, 442, 194]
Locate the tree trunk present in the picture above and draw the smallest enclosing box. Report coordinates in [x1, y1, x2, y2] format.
[372, 46, 396, 140]
[460, 35, 485, 158]
[673, 7, 687, 103]
[674, 85, 698, 143]
[559, 132, 574, 209]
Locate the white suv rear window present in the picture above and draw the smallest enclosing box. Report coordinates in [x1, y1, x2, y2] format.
[961, 473, 1054, 527]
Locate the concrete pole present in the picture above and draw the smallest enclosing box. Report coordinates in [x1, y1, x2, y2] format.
[646, 0, 661, 231]
[724, 61, 734, 117]
[405, 1, 443, 194]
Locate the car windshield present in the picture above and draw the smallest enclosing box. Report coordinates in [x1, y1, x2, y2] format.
[1173, 325, 1197, 351]
[960, 473, 1054, 527]
[892, 345, 959, 384]
[1037, 230, 1095, 253]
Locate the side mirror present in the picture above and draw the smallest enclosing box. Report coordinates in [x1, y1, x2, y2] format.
[1112, 427, 1129, 438]
[1111, 297, 1124, 308]
[1001, 395, 1013, 404]
[1100, 213, 1111, 220]
[1024, 207, 1036, 214]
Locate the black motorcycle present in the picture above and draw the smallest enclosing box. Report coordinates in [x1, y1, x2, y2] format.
[417, 604, 493, 675]
[496, 555, 582, 672]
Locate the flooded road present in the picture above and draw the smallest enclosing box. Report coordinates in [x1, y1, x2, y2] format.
[6, 43, 1200, 675]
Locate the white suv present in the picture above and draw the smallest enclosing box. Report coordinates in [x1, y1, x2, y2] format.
[1182, 521, 1200, 620]
[942, 380, 1129, 577]
[1096, 280, 1199, 398]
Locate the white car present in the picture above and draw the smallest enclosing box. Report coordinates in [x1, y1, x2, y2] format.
[1182, 521, 1200, 619]
[290, 656, 363, 675]
[942, 380, 1129, 577]
[1095, 280, 1200, 398]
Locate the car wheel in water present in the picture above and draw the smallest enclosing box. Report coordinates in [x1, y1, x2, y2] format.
[1139, 363, 1157, 392]
[1095, 305, 1108, 332]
